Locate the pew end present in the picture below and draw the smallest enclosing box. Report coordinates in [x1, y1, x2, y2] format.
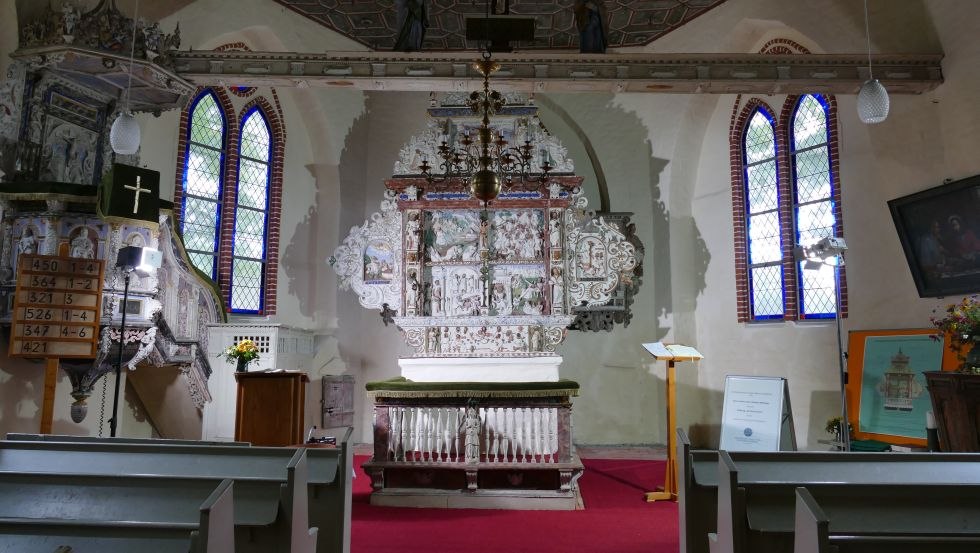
[794, 487, 833, 553]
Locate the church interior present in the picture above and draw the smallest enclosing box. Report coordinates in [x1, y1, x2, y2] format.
[0, 0, 979, 551]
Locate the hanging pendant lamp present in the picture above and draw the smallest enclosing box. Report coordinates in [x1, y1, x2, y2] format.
[857, 0, 889, 124]
[110, 0, 142, 154]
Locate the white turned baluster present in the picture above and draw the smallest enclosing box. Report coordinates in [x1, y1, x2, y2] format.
[514, 407, 524, 463]
[411, 408, 420, 461]
[386, 407, 395, 461]
[435, 408, 445, 462]
[454, 407, 462, 462]
[425, 407, 436, 461]
[482, 407, 490, 461]
[399, 407, 412, 461]
[549, 407, 558, 463]
[493, 407, 502, 462]
[524, 407, 532, 463]
[531, 408, 539, 463]
[501, 407, 511, 462]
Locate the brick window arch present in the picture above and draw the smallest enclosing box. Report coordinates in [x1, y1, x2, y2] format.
[730, 93, 846, 323]
[174, 87, 284, 315]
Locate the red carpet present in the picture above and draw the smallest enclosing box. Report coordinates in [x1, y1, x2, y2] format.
[351, 455, 679, 553]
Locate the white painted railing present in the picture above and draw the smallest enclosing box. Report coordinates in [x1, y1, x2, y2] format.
[384, 405, 560, 464]
[364, 385, 581, 494]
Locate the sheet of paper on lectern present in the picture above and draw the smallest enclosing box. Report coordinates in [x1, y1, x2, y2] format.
[642, 341, 703, 360]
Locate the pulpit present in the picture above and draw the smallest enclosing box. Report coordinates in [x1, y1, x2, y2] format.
[234, 371, 309, 446]
[925, 371, 980, 452]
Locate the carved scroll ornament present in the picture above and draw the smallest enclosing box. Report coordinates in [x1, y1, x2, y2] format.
[329, 191, 403, 311]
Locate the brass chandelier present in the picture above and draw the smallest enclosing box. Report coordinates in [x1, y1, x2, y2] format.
[419, 49, 553, 204]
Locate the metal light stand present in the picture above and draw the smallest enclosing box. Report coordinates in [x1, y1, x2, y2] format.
[109, 269, 132, 437]
[832, 254, 850, 452]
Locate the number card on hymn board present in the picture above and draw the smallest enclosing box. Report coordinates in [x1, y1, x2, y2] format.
[10, 254, 104, 359]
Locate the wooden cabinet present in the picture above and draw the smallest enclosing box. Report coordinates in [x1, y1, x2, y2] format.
[925, 371, 980, 452]
[234, 371, 309, 446]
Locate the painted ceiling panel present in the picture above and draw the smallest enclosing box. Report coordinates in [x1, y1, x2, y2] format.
[274, 0, 729, 51]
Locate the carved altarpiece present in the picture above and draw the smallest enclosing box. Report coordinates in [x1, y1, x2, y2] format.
[332, 94, 639, 379]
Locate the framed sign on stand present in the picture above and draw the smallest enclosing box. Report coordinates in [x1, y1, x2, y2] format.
[719, 375, 796, 452]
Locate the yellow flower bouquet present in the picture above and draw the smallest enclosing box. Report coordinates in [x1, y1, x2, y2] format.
[221, 339, 260, 372]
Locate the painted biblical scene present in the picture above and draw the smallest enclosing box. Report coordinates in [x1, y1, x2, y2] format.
[575, 235, 606, 279]
[491, 209, 544, 261]
[426, 210, 480, 263]
[429, 265, 483, 317]
[363, 240, 395, 284]
[494, 266, 546, 316]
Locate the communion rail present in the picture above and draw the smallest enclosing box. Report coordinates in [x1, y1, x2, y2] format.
[362, 379, 583, 509]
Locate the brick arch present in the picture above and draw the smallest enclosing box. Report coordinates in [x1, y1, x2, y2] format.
[222, 96, 285, 316]
[781, 93, 847, 318]
[759, 38, 811, 55]
[730, 97, 788, 322]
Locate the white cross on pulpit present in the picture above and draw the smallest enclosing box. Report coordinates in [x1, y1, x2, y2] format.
[124, 176, 150, 214]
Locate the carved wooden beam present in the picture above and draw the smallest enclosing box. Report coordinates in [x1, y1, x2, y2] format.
[172, 50, 943, 94]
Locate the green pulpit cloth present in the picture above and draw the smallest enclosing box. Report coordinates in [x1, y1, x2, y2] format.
[366, 377, 580, 399]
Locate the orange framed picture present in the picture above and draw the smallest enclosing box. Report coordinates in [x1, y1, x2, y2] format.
[845, 328, 959, 446]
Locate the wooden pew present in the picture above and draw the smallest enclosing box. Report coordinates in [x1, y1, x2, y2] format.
[0, 441, 317, 553]
[794, 487, 980, 553]
[678, 431, 980, 553]
[2, 432, 354, 553]
[711, 449, 980, 553]
[6, 433, 249, 446]
[306, 427, 354, 553]
[0, 477, 235, 553]
[678, 429, 717, 553]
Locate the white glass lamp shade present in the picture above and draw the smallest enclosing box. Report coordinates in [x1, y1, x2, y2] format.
[110, 112, 141, 154]
[857, 79, 890, 124]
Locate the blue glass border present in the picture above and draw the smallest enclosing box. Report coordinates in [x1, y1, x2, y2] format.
[790, 94, 838, 319]
[228, 106, 273, 315]
[181, 90, 226, 281]
[742, 107, 786, 321]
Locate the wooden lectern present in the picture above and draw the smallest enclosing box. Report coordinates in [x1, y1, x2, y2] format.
[234, 371, 309, 446]
[641, 342, 703, 502]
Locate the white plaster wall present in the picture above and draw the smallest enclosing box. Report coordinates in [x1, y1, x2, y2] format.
[6, 0, 978, 448]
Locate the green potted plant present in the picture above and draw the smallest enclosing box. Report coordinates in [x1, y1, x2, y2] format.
[930, 295, 980, 373]
[825, 416, 852, 443]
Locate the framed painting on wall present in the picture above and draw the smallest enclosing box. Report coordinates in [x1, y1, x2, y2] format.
[845, 329, 960, 446]
[888, 174, 980, 297]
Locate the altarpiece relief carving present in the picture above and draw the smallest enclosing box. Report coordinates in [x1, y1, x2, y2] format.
[332, 93, 641, 360]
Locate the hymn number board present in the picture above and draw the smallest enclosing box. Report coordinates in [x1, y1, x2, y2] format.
[10, 254, 104, 359]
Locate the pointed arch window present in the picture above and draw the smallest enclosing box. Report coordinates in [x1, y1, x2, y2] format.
[743, 108, 784, 319]
[791, 94, 838, 318]
[181, 92, 225, 279]
[230, 109, 271, 313]
[731, 94, 846, 323]
[174, 87, 284, 316]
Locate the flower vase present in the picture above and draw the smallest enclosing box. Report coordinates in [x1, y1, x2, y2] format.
[236, 357, 248, 373]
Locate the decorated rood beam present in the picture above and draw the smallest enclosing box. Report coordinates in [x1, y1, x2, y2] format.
[172, 50, 943, 94]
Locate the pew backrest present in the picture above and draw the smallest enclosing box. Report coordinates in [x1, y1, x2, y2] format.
[306, 426, 354, 553]
[5, 434, 249, 447]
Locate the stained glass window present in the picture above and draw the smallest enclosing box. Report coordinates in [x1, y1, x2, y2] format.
[791, 94, 837, 318]
[182, 92, 224, 279]
[230, 109, 271, 313]
[743, 109, 784, 319]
